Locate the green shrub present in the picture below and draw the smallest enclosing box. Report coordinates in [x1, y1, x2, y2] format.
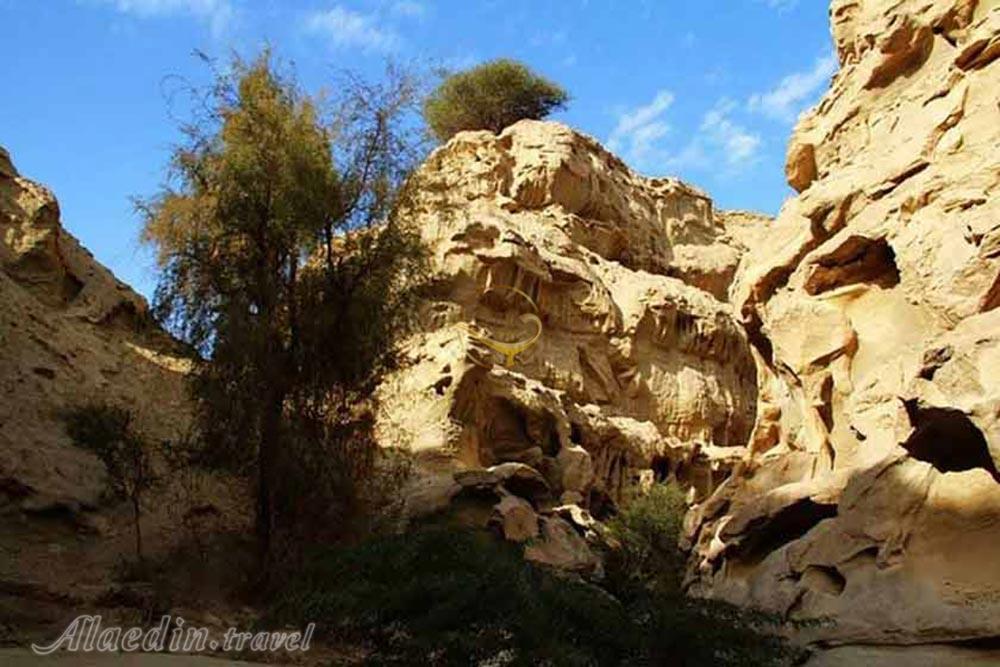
[64, 403, 156, 562]
[271, 521, 805, 666]
[423, 59, 569, 142]
[605, 482, 688, 595]
[272, 525, 627, 665]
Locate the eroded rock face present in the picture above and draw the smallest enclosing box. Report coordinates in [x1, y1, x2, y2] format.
[377, 0, 999, 651]
[687, 0, 1000, 649]
[0, 148, 191, 513]
[376, 120, 759, 526]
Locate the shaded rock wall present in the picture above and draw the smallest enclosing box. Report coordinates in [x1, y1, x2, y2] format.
[0, 148, 191, 513]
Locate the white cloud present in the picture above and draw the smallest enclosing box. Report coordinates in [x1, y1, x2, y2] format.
[702, 100, 762, 166]
[758, 0, 798, 11]
[391, 1, 425, 18]
[305, 6, 400, 52]
[93, 0, 234, 35]
[747, 53, 837, 122]
[607, 90, 674, 162]
[608, 93, 762, 176]
[669, 99, 763, 172]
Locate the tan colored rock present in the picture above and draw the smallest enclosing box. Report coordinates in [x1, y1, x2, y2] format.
[454, 468, 500, 489]
[484, 462, 552, 508]
[0, 147, 191, 512]
[376, 120, 759, 514]
[493, 493, 539, 542]
[688, 0, 1000, 650]
[0, 147, 14, 178]
[556, 444, 594, 494]
[524, 515, 601, 574]
[786, 141, 818, 193]
[371, 0, 999, 647]
[552, 503, 598, 533]
[807, 644, 1000, 667]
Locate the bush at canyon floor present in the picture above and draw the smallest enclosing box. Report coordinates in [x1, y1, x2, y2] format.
[272, 502, 803, 666]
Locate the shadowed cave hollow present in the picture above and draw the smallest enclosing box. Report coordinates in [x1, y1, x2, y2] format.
[804, 236, 901, 295]
[902, 403, 1000, 483]
[730, 499, 838, 566]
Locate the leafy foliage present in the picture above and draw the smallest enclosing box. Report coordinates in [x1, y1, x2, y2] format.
[423, 59, 569, 142]
[64, 403, 155, 561]
[272, 519, 805, 666]
[605, 482, 688, 595]
[139, 51, 429, 561]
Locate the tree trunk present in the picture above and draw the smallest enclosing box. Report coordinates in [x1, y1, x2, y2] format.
[257, 395, 280, 569]
[132, 496, 143, 563]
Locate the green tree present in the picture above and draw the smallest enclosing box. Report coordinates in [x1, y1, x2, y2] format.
[605, 482, 688, 595]
[423, 58, 568, 142]
[65, 404, 156, 563]
[139, 52, 427, 566]
[272, 523, 804, 665]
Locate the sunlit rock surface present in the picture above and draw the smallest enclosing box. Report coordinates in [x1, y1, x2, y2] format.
[0, 147, 191, 513]
[377, 0, 1000, 653]
[687, 0, 1000, 650]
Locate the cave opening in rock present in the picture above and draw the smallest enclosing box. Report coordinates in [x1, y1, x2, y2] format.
[802, 564, 847, 596]
[804, 236, 901, 295]
[902, 403, 1000, 483]
[733, 499, 838, 565]
[587, 488, 616, 521]
[744, 308, 775, 365]
[980, 270, 1000, 313]
[949, 636, 1000, 650]
[546, 428, 561, 457]
[650, 455, 671, 483]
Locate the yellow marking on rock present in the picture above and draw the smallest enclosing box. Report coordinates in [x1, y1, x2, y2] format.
[461, 286, 543, 367]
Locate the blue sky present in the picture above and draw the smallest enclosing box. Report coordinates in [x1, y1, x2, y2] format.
[1, 0, 835, 299]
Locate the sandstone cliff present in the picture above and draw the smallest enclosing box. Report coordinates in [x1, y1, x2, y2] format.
[375, 0, 1000, 654]
[0, 147, 191, 514]
[2, 0, 997, 657]
[686, 0, 1000, 650]
[374, 121, 762, 567]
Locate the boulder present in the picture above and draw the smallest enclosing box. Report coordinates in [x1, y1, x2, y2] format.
[556, 444, 594, 494]
[524, 516, 601, 575]
[492, 493, 539, 542]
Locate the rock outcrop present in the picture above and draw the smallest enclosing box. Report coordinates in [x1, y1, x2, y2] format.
[3, 0, 996, 655]
[375, 120, 760, 527]
[0, 147, 191, 514]
[685, 0, 1000, 651]
[376, 0, 1000, 654]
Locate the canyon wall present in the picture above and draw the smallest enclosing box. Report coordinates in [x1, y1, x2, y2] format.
[0, 147, 191, 515]
[1, 0, 996, 655]
[374, 120, 764, 569]
[687, 0, 1000, 649]
[377, 0, 1000, 651]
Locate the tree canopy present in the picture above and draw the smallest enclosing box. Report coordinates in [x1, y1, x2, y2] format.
[423, 58, 569, 142]
[139, 52, 428, 563]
